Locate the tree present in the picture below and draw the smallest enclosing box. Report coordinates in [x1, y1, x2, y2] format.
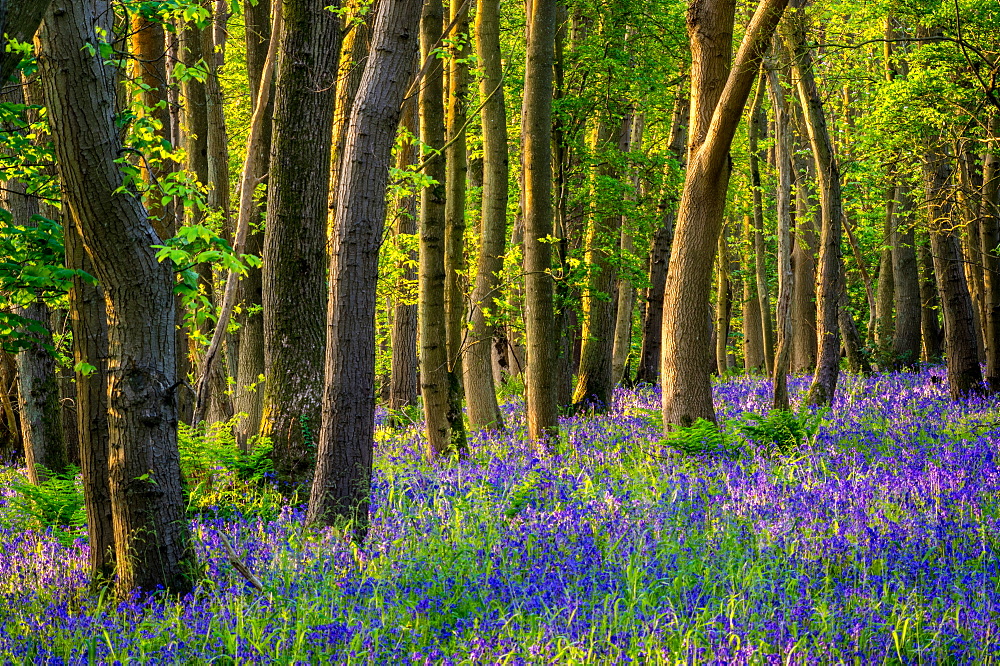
[38, 0, 194, 594]
[307, 0, 422, 530]
[660, 0, 789, 427]
[0, 0, 52, 83]
[521, 0, 559, 443]
[261, 0, 342, 489]
[781, 0, 841, 406]
[464, 0, 508, 431]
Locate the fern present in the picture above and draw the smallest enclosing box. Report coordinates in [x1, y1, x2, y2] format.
[8, 466, 86, 545]
[660, 418, 740, 458]
[738, 407, 823, 455]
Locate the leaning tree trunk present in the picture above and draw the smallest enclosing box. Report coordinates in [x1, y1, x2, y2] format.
[521, 0, 559, 443]
[661, 0, 789, 427]
[782, 0, 841, 406]
[39, 0, 194, 595]
[464, 0, 508, 431]
[307, 0, 422, 530]
[261, 0, 342, 489]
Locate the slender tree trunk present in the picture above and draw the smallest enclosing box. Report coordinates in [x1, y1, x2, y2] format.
[742, 214, 765, 370]
[768, 61, 793, 409]
[444, 0, 469, 394]
[917, 231, 943, 362]
[521, 0, 559, 442]
[573, 120, 621, 411]
[233, 0, 273, 448]
[419, 0, 465, 456]
[714, 229, 733, 375]
[636, 86, 687, 386]
[782, 0, 841, 405]
[39, 0, 194, 595]
[661, 0, 789, 427]
[924, 141, 983, 397]
[390, 98, 420, 415]
[464, 0, 507, 430]
[749, 73, 775, 373]
[261, 0, 342, 489]
[839, 281, 871, 375]
[307, 0, 421, 529]
[891, 186, 922, 368]
[875, 201, 895, 362]
[790, 148, 818, 372]
[983, 114, 1000, 391]
[612, 112, 643, 387]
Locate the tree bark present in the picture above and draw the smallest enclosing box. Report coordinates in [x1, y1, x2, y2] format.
[521, 0, 559, 442]
[444, 0, 469, 394]
[464, 0, 507, 431]
[635, 86, 687, 386]
[891, 186, 922, 369]
[390, 98, 420, 415]
[767, 61, 793, 409]
[611, 111, 643, 387]
[742, 214, 765, 370]
[917, 230, 943, 362]
[261, 0, 342, 489]
[790, 146, 818, 372]
[714, 228, 733, 375]
[307, 0, 421, 529]
[983, 114, 1000, 391]
[418, 0, 465, 456]
[233, 0, 274, 448]
[39, 0, 194, 595]
[924, 141, 983, 397]
[661, 0, 789, 426]
[64, 210, 114, 582]
[782, 0, 841, 405]
[573, 120, 622, 411]
[749, 72, 775, 373]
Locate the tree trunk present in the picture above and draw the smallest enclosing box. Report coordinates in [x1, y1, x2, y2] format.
[661, 0, 789, 427]
[742, 214, 765, 370]
[611, 112, 643, 387]
[891, 186, 922, 369]
[636, 87, 687, 386]
[782, 0, 841, 405]
[419, 0, 466, 456]
[714, 229, 733, 375]
[790, 148, 818, 372]
[749, 72, 775, 373]
[917, 230, 943, 362]
[767, 61, 793, 409]
[924, 141, 983, 397]
[390, 98, 420, 415]
[464, 0, 507, 431]
[521, 0, 559, 443]
[573, 120, 621, 411]
[983, 114, 1000, 391]
[39, 0, 194, 595]
[307, 0, 421, 529]
[64, 211, 114, 582]
[233, 0, 273, 448]
[444, 0, 469, 393]
[874, 201, 895, 362]
[261, 0, 342, 489]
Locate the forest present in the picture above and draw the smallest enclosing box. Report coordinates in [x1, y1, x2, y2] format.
[0, 0, 997, 661]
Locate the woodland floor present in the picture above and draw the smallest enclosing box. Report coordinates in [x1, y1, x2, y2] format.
[0, 367, 997, 663]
